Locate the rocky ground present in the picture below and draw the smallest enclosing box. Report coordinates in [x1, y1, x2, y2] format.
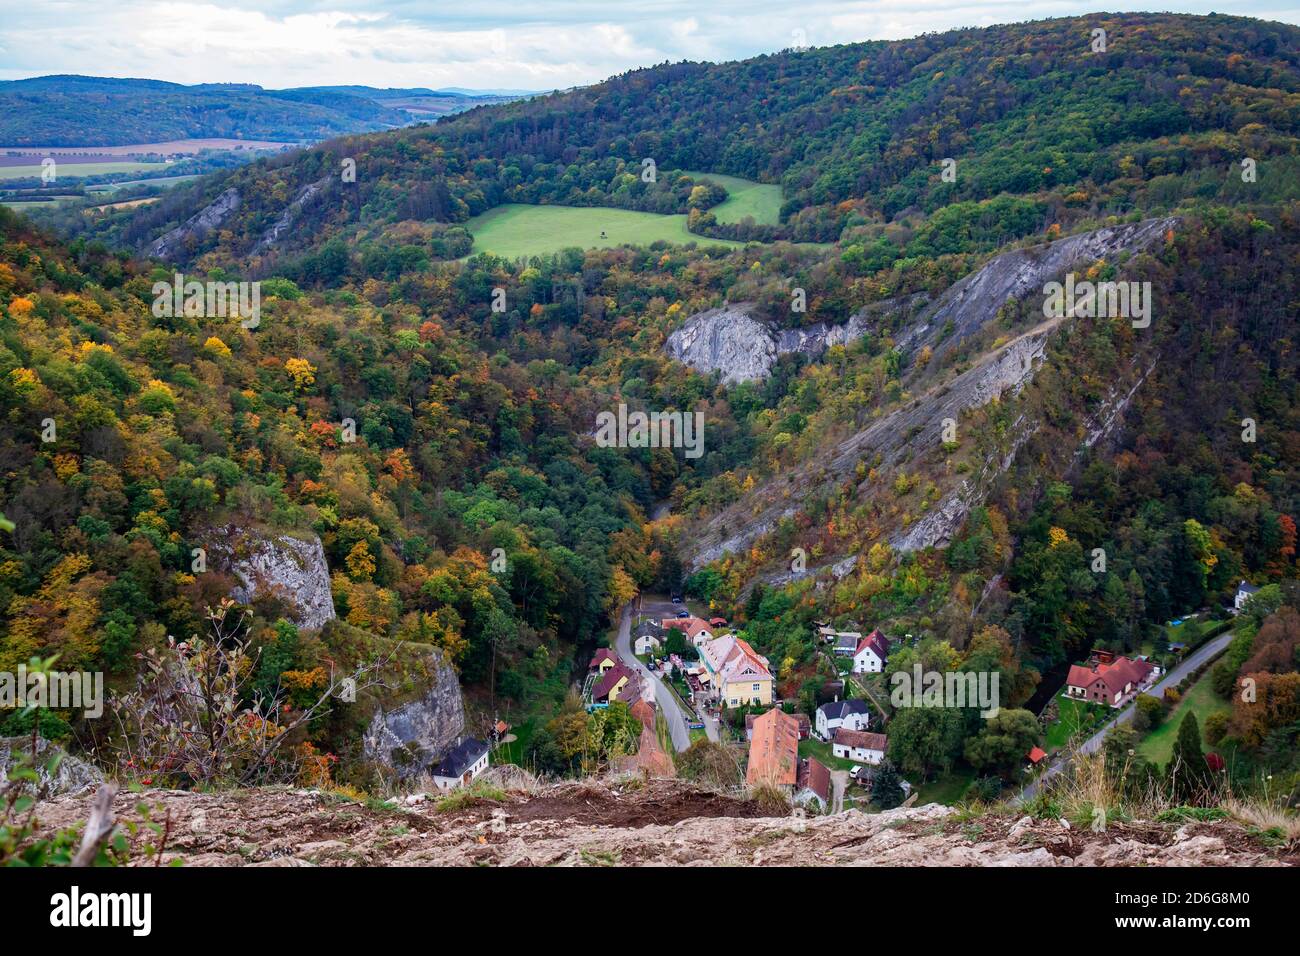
[30, 774, 1293, 867]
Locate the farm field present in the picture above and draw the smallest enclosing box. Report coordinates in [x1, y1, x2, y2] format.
[466, 203, 746, 259]
[0, 160, 166, 181]
[682, 170, 783, 225]
[0, 138, 292, 156]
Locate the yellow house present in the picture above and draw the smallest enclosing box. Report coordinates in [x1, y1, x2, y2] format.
[589, 648, 618, 674]
[699, 635, 773, 708]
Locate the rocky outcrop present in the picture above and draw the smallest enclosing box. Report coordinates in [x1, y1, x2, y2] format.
[0, 736, 103, 797]
[665, 296, 924, 384]
[27, 780, 1289, 867]
[252, 176, 331, 255]
[147, 187, 240, 260]
[362, 654, 465, 779]
[205, 526, 336, 631]
[665, 218, 1176, 385]
[896, 216, 1178, 363]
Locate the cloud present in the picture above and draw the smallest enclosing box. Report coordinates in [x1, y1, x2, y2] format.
[0, 0, 1293, 89]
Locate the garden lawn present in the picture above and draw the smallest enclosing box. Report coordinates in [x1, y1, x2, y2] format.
[915, 768, 977, 806]
[1137, 674, 1232, 766]
[799, 736, 857, 772]
[1043, 693, 1106, 750]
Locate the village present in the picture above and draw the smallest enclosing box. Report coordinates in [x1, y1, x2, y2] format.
[421, 579, 1259, 809]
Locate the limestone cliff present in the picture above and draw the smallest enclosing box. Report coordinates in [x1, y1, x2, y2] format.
[205, 525, 336, 632]
[361, 653, 465, 779]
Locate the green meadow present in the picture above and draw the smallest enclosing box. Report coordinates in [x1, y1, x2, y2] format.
[466, 203, 746, 259]
[682, 170, 783, 225]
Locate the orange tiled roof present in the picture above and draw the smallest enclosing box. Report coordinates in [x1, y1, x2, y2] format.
[746, 709, 800, 787]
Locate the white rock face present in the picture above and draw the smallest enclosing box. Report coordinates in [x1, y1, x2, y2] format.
[362, 654, 465, 779]
[208, 526, 337, 631]
[664, 304, 779, 384]
[147, 187, 240, 260]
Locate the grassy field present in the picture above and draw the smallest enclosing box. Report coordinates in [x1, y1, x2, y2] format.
[466, 203, 746, 259]
[683, 170, 783, 225]
[1137, 674, 1231, 766]
[0, 161, 166, 181]
[915, 768, 977, 805]
[1043, 693, 1108, 750]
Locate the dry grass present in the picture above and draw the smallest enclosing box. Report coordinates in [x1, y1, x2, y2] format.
[1225, 798, 1300, 847]
[747, 780, 793, 815]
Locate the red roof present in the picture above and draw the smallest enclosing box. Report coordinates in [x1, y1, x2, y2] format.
[746, 709, 800, 787]
[589, 647, 617, 669]
[593, 662, 634, 701]
[1027, 746, 1047, 764]
[1066, 656, 1153, 698]
[854, 629, 890, 662]
[709, 617, 728, 627]
[797, 758, 832, 802]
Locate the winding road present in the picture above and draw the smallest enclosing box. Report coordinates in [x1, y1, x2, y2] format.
[613, 602, 694, 752]
[1017, 629, 1236, 803]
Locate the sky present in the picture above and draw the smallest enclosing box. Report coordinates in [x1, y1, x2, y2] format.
[0, 1, 1296, 91]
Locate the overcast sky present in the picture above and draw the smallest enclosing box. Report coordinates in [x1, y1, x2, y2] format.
[1, 1, 1295, 90]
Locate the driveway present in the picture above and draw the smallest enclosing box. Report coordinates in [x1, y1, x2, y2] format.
[1017, 630, 1236, 803]
[614, 602, 696, 752]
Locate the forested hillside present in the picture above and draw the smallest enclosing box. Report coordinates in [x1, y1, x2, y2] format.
[3, 12, 1299, 803]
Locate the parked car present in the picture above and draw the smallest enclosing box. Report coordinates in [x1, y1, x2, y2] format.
[671, 593, 683, 604]
[676, 610, 690, 618]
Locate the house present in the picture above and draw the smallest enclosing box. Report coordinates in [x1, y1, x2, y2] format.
[698, 634, 774, 708]
[815, 699, 871, 740]
[1065, 655, 1155, 707]
[592, 662, 640, 704]
[431, 737, 490, 790]
[746, 711, 810, 741]
[746, 708, 800, 790]
[634, 633, 662, 656]
[490, 720, 510, 743]
[795, 757, 832, 810]
[660, 616, 714, 646]
[709, 617, 728, 628]
[1234, 580, 1260, 613]
[851, 629, 890, 674]
[832, 632, 862, 656]
[1026, 746, 1047, 769]
[831, 728, 888, 765]
[589, 647, 618, 674]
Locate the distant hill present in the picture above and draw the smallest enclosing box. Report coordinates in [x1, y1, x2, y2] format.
[0, 75, 528, 147]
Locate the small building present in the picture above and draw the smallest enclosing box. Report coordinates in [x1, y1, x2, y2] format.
[592, 662, 638, 704]
[1026, 746, 1047, 769]
[1065, 656, 1155, 707]
[634, 633, 662, 656]
[431, 737, 490, 790]
[851, 629, 890, 674]
[660, 616, 715, 646]
[1234, 580, 1260, 613]
[832, 632, 862, 656]
[831, 728, 888, 766]
[815, 699, 871, 740]
[795, 757, 832, 811]
[709, 617, 728, 628]
[589, 647, 618, 674]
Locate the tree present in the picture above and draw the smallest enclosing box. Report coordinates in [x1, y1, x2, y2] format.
[1168, 711, 1207, 802]
[1133, 694, 1164, 733]
[963, 709, 1040, 775]
[871, 758, 906, 809]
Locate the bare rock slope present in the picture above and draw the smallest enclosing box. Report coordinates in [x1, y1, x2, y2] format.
[31, 779, 1290, 867]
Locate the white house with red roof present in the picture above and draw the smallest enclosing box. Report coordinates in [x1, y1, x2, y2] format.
[659, 616, 715, 647]
[851, 629, 890, 674]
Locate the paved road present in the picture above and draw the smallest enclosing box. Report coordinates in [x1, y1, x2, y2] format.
[614, 602, 693, 752]
[1017, 630, 1236, 803]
